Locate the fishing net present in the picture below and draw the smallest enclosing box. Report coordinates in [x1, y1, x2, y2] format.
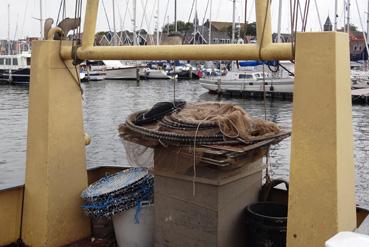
[123, 140, 154, 169]
[81, 167, 154, 218]
[119, 101, 289, 170]
[167, 102, 280, 140]
[119, 101, 285, 146]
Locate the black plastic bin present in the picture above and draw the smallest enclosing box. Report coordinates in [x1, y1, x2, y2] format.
[245, 202, 287, 247]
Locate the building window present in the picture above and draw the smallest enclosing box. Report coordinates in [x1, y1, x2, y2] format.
[13, 58, 18, 65]
[6, 58, 11, 65]
[0, 58, 4, 65]
[27, 58, 31, 66]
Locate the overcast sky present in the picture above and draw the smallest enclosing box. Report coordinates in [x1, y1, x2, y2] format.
[0, 0, 368, 39]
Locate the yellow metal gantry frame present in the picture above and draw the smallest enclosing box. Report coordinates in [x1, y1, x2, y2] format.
[18, 0, 357, 246]
[60, 0, 292, 61]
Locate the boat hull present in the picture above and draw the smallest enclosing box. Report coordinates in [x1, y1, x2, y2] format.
[199, 77, 294, 94]
[140, 69, 171, 80]
[1, 68, 30, 84]
[105, 67, 143, 80]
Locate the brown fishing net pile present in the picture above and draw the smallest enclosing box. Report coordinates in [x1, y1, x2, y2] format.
[119, 101, 289, 169]
[168, 102, 280, 141]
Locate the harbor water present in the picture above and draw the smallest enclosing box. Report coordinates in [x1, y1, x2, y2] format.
[0, 80, 368, 208]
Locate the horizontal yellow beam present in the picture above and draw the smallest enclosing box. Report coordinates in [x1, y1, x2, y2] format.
[60, 43, 293, 61]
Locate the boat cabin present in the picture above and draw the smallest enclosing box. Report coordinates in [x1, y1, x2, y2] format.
[0, 53, 31, 71]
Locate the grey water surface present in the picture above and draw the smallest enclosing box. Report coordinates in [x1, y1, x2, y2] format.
[0, 80, 368, 207]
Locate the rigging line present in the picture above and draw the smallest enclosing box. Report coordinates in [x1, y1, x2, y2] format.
[73, 0, 78, 43]
[121, 0, 129, 30]
[138, 0, 149, 37]
[13, 14, 19, 41]
[297, 0, 304, 23]
[200, 0, 210, 38]
[58, 39, 84, 97]
[20, 0, 30, 38]
[63, 0, 67, 20]
[159, 0, 170, 43]
[304, 0, 311, 31]
[56, 0, 64, 25]
[146, 0, 157, 37]
[301, 0, 310, 31]
[183, 0, 197, 44]
[262, 64, 267, 121]
[140, 0, 155, 42]
[102, 0, 112, 33]
[354, 0, 369, 60]
[77, 0, 83, 39]
[301, 0, 307, 31]
[290, 0, 299, 58]
[123, 0, 133, 30]
[140, 0, 156, 45]
[247, 0, 255, 23]
[313, 0, 322, 31]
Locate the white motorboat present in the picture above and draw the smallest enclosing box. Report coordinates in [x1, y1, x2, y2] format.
[82, 61, 107, 81]
[103, 60, 144, 80]
[0, 52, 31, 84]
[200, 71, 294, 94]
[140, 68, 171, 79]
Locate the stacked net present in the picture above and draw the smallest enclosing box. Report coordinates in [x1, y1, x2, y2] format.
[119, 101, 290, 168]
[81, 167, 154, 218]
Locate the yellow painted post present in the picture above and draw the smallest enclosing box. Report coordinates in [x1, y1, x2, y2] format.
[287, 32, 356, 247]
[22, 40, 90, 246]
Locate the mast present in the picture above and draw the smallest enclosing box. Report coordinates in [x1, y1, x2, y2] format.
[40, 0, 43, 39]
[367, 0, 369, 42]
[175, 0, 178, 32]
[156, 0, 160, 45]
[194, 0, 198, 45]
[334, 0, 338, 31]
[209, 0, 212, 45]
[112, 0, 117, 45]
[8, 4, 10, 55]
[347, 0, 351, 33]
[133, 0, 137, 45]
[232, 0, 236, 43]
[245, 0, 247, 24]
[277, 0, 282, 42]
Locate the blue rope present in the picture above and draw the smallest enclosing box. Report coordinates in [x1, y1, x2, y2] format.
[134, 201, 142, 224]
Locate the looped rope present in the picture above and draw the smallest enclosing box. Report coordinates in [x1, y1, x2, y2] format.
[217, 118, 240, 139]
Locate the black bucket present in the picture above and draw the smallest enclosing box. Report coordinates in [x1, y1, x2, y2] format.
[245, 202, 287, 247]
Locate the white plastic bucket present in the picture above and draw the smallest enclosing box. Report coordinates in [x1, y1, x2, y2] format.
[112, 202, 154, 247]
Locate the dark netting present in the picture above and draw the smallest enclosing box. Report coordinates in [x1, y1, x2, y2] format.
[81, 167, 154, 218]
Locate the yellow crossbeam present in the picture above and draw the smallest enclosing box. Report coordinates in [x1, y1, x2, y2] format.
[59, 0, 293, 62]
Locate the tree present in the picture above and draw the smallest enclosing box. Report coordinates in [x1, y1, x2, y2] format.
[163, 21, 194, 33]
[338, 24, 358, 32]
[245, 22, 256, 36]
